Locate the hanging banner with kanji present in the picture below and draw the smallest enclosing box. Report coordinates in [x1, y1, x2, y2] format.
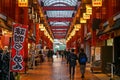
[11, 23, 28, 72]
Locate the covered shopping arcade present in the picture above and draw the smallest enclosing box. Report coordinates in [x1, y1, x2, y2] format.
[0, 0, 120, 80]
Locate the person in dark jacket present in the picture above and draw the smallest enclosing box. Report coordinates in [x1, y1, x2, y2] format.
[0, 47, 15, 80]
[78, 48, 88, 78]
[66, 49, 70, 64]
[0, 49, 3, 79]
[68, 49, 77, 79]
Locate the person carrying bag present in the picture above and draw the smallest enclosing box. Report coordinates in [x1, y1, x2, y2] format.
[78, 48, 88, 78]
[68, 49, 77, 79]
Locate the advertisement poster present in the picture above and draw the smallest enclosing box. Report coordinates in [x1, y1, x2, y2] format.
[95, 47, 101, 60]
[11, 23, 28, 72]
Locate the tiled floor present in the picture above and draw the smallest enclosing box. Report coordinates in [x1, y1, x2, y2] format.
[20, 57, 108, 80]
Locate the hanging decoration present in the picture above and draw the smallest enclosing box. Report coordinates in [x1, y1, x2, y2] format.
[80, 18, 87, 23]
[11, 23, 28, 72]
[92, 0, 102, 7]
[18, 0, 28, 7]
[83, 13, 90, 19]
[86, 5, 92, 15]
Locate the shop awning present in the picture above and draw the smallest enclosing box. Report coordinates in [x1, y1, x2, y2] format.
[97, 18, 120, 36]
[0, 18, 12, 30]
[111, 19, 120, 30]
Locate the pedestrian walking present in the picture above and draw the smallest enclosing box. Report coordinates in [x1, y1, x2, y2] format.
[68, 49, 77, 79]
[78, 48, 88, 78]
[0, 49, 3, 79]
[66, 49, 70, 64]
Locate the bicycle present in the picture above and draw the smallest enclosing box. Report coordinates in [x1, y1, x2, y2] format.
[107, 62, 120, 80]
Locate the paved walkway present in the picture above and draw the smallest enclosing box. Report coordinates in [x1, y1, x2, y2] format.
[20, 57, 104, 80]
[20, 57, 120, 80]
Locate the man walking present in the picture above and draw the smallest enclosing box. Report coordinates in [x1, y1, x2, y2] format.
[68, 49, 77, 79]
[78, 48, 88, 78]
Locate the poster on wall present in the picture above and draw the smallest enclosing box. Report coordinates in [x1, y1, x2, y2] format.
[11, 23, 28, 72]
[95, 47, 101, 60]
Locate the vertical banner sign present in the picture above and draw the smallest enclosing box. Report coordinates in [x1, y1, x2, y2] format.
[11, 24, 28, 72]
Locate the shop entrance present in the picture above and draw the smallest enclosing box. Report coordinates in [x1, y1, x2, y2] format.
[114, 36, 120, 63]
[114, 36, 120, 76]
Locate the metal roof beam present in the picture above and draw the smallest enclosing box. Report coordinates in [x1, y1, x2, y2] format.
[48, 18, 73, 22]
[51, 26, 69, 29]
[43, 6, 75, 10]
[54, 36, 65, 39]
[52, 30, 67, 32]
[52, 31, 67, 33]
[54, 33, 66, 35]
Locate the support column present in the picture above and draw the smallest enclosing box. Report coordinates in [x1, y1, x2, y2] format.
[15, 1, 20, 22]
[23, 7, 28, 74]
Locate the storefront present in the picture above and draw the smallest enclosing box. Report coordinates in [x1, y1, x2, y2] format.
[95, 13, 120, 73]
[0, 14, 12, 50]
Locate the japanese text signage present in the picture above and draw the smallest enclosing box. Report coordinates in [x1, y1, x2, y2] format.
[11, 24, 28, 72]
[92, 0, 102, 7]
[83, 13, 90, 19]
[18, 0, 28, 7]
[86, 5, 92, 15]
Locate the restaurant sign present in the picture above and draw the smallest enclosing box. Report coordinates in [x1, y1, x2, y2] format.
[18, 0, 28, 7]
[92, 0, 102, 7]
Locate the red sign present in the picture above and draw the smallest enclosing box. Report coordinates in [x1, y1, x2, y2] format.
[11, 23, 28, 72]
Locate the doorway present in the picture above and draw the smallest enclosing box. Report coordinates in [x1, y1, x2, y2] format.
[114, 36, 120, 63]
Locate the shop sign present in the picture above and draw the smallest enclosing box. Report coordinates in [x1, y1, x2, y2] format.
[11, 23, 28, 72]
[92, 0, 102, 7]
[18, 0, 28, 7]
[80, 18, 87, 23]
[86, 5, 92, 15]
[83, 13, 90, 19]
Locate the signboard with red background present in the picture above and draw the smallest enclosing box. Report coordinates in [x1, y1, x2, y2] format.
[11, 23, 28, 72]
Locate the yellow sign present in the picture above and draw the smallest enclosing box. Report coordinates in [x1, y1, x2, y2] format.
[74, 24, 81, 31]
[18, 0, 28, 7]
[86, 5, 92, 15]
[92, 0, 102, 7]
[80, 18, 87, 23]
[83, 13, 90, 19]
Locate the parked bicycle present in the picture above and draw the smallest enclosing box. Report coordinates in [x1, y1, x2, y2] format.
[106, 62, 120, 80]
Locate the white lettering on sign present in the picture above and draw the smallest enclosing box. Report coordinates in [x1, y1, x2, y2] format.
[12, 27, 26, 70]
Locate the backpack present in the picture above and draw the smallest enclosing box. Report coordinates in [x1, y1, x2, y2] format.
[79, 55, 87, 64]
